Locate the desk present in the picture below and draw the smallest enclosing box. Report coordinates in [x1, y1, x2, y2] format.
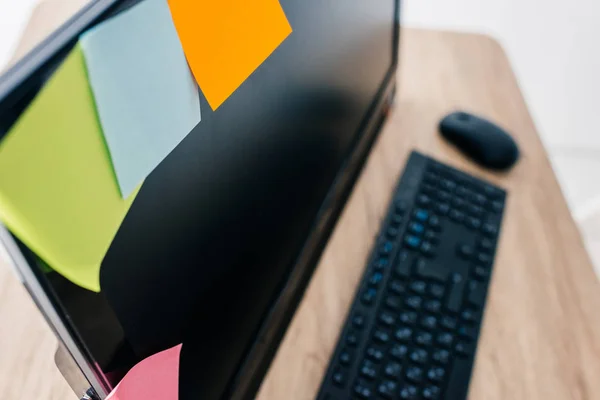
[1, 6, 600, 399]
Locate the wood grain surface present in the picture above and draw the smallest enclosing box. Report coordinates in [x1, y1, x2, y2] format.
[256, 29, 600, 400]
[1, 3, 600, 399]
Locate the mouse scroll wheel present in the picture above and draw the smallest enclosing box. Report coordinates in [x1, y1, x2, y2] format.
[455, 112, 470, 122]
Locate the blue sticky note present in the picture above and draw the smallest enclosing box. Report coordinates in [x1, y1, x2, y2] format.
[80, 0, 201, 198]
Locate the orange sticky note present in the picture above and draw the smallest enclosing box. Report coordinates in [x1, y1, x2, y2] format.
[106, 344, 182, 400]
[167, 0, 292, 110]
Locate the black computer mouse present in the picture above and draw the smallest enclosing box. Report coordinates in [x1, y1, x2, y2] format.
[439, 111, 519, 170]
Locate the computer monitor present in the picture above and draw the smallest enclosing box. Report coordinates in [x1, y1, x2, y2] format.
[0, 1, 400, 399]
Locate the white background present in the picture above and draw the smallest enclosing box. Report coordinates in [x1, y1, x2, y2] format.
[0, 0, 39, 71]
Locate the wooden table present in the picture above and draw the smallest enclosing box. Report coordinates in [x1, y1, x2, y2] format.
[2, 4, 600, 399]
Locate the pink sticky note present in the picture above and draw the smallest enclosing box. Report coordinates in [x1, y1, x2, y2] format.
[106, 344, 182, 400]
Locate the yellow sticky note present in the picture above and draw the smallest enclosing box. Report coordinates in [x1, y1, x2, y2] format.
[0, 44, 138, 292]
[167, 0, 292, 110]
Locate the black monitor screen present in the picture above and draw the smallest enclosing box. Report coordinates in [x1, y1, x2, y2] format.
[0, 0, 398, 398]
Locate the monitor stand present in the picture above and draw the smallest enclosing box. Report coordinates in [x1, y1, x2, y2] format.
[54, 344, 99, 400]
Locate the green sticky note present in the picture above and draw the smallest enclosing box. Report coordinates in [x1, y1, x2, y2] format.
[0, 44, 138, 292]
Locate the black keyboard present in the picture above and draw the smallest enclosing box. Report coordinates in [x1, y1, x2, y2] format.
[317, 151, 507, 400]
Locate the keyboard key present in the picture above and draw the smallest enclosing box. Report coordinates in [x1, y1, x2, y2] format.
[377, 381, 397, 399]
[414, 208, 429, 222]
[415, 258, 448, 282]
[491, 200, 504, 213]
[381, 241, 395, 255]
[429, 283, 445, 299]
[467, 204, 484, 218]
[360, 360, 378, 380]
[424, 299, 442, 314]
[447, 273, 465, 313]
[368, 272, 384, 286]
[395, 200, 409, 215]
[449, 209, 465, 223]
[409, 348, 428, 364]
[395, 250, 412, 278]
[405, 295, 423, 310]
[466, 216, 482, 230]
[373, 330, 390, 344]
[366, 346, 384, 362]
[404, 235, 421, 249]
[409, 280, 427, 294]
[390, 344, 409, 360]
[373, 257, 389, 271]
[399, 311, 418, 324]
[332, 369, 345, 386]
[361, 288, 377, 305]
[436, 190, 451, 203]
[399, 384, 418, 399]
[424, 230, 439, 244]
[432, 349, 450, 364]
[456, 185, 469, 198]
[440, 315, 458, 330]
[386, 226, 400, 238]
[379, 311, 396, 327]
[354, 382, 373, 399]
[417, 194, 432, 207]
[441, 179, 456, 191]
[385, 295, 402, 310]
[452, 197, 466, 209]
[408, 222, 425, 235]
[427, 366, 446, 383]
[484, 184, 502, 198]
[391, 213, 404, 226]
[455, 341, 474, 357]
[458, 325, 478, 341]
[479, 238, 494, 252]
[421, 183, 436, 195]
[395, 327, 413, 342]
[352, 314, 366, 329]
[467, 281, 487, 307]
[473, 265, 489, 281]
[424, 172, 440, 185]
[383, 361, 402, 379]
[415, 331, 433, 346]
[420, 241, 435, 257]
[405, 365, 424, 383]
[389, 280, 406, 295]
[437, 332, 454, 347]
[339, 349, 352, 365]
[445, 359, 470, 399]
[470, 192, 487, 206]
[346, 331, 359, 347]
[422, 385, 441, 399]
[428, 215, 442, 231]
[477, 252, 492, 265]
[457, 243, 474, 259]
[461, 308, 478, 324]
[421, 315, 438, 330]
[435, 202, 450, 215]
[482, 222, 499, 237]
[398, 247, 411, 261]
